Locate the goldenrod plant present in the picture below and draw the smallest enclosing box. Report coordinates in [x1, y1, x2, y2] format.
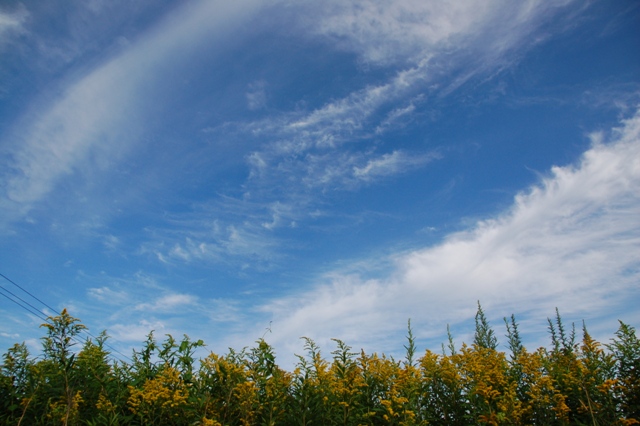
[1, 304, 639, 425]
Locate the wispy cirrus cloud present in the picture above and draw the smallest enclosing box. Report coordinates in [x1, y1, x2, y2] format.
[0, 0, 265, 231]
[163, 225, 280, 266]
[160, 0, 587, 271]
[135, 293, 198, 313]
[87, 286, 130, 305]
[80, 272, 246, 351]
[308, 0, 577, 67]
[237, 0, 581, 199]
[138, 198, 287, 269]
[240, 62, 439, 201]
[2, 59, 142, 207]
[252, 109, 640, 365]
[309, 0, 495, 65]
[246, 80, 268, 111]
[353, 150, 439, 182]
[0, 5, 28, 46]
[140, 149, 438, 270]
[109, 320, 167, 344]
[281, 64, 427, 137]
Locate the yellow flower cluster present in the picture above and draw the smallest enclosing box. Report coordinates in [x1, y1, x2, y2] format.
[47, 390, 84, 425]
[127, 366, 189, 423]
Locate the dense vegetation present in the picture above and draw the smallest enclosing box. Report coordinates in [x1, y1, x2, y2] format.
[1, 304, 639, 425]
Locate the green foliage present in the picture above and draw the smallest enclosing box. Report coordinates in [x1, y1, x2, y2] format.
[0, 342, 33, 425]
[74, 332, 113, 421]
[504, 314, 523, 362]
[474, 301, 498, 351]
[292, 337, 332, 425]
[404, 319, 417, 368]
[608, 321, 640, 422]
[1, 306, 639, 425]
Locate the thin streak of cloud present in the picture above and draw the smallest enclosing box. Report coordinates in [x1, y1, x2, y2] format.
[87, 286, 129, 304]
[246, 80, 268, 111]
[3, 60, 141, 207]
[281, 61, 431, 142]
[353, 150, 439, 181]
[0, 5, 28, 45]
[0, 0, 265, 229]
[135, 294, 198, 313]
[109, 320, 166, 343]
[375, 101, 419, 134]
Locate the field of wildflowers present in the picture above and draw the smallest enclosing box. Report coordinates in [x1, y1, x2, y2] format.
[1, 305, 638, 425]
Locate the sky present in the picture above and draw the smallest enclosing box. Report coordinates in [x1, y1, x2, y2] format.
[1, 0, 639, 368]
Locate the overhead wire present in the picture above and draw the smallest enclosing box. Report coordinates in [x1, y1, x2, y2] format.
[0, 272, 132, 364]
[0, 272, 59, 314]
[0, 279, 131, 363]
[0, 283, 89, 353]
[0, 284, 50, 322]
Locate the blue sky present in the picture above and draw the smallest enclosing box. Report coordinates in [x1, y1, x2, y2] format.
[1, 0, 639, 367]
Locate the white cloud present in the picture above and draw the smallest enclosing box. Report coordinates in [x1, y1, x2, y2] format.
[103, 234, 121, 251]
[309, 0, 575, 66]
[87, 286, 129, 304]
[353, 150, 439, 181]
[311, 0, 493, 64]
[0, 5, 28, 46]
[256, 109, 640, 363]
[246, 80, 268, 110]
[262, 202, 295, 230]
[76, 272, 252, 356]
[375, 101, 419, 134]
[110, 319, 166, 343]
[237, 0, 580, 205]
[176, 0, 590, 294]
[282, 62, 430, 140]
[205, 298, 244, 324]
[146, 215, 283, 268]
[238, 63, 440, 201]
[135, 293, 198, 313]
[0, 0, 266, 229]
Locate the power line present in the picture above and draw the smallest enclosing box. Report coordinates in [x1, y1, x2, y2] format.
[0, 282, 130, 363]
[0, 285, 89, 351]
[0, 285, 50, 322]
[0, 272, 132, 363]
[0, 283, 97, 351]
[0, 272, 59, 314]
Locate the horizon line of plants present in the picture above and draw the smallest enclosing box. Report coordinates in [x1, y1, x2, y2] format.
[1, 303, 639, 425]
